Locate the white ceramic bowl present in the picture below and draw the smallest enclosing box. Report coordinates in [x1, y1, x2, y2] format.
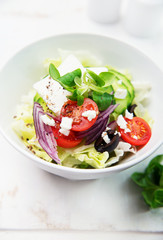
[0, 33, 163, 180]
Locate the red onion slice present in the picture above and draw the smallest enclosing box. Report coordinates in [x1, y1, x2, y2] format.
[33, 102, 61, 164]
[76, 104, 118, 145]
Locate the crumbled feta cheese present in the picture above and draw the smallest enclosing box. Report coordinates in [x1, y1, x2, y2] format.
[102, 132, 111, 144]
[58, 54, 85, 76]
[82, 110, 97, 121]
[133, 135, 138, 140]
[117, 115, 131, 133]
[114, 130, 121, 136]
[117, 115, 127, 129]
[114, 89, 127, 99]
[106, 127, 111, 131]
[125, 109, 133, 119]
[59, 117, 73, 136]
[59, 128, 70, 136]
[60, 117, 73, 130]
[117, 79, 122, 85]
[40, 114, 55, 126]
[124, 128, 131, 133]
[33, 76, 71, 115]
[116, 141, 136, 154]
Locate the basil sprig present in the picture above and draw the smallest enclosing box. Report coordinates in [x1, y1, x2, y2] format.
[49, 63, 81, 90]
[92, 92, 114, 111]
[49, 63, 116, 109]
[131, 155, 163, 208]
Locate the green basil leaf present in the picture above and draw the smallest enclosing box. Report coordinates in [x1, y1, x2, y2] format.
[146, 155, 163, 186]
[87, 69, 105, 87]
[67, 90, 84, 106]
[67, 90, 78, 101]
[131, 172, 148, 188]
[49, 63, 82, 89]
[131, 154, 163, 208]
[153, 189, 163, 207]
[58, 68, 82, 87]
[92, 91, 113, 111]
[89, 84, 114, 94]
[142, 188, 163, 208]
[77, 95, 84, 106]
[142, 188, 156, 208]
[49, 63, 60, 79]
[99, 72, 116, 86]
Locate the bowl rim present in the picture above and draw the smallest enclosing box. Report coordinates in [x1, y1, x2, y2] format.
[0, 32, 163, 174]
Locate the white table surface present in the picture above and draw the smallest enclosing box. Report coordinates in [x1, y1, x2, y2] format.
[0, 0, 163, 238]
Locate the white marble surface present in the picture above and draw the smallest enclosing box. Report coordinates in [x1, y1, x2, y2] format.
[0, 0, 163, 237]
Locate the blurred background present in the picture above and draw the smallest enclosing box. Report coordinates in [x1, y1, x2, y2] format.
[0, 0, 163, 69]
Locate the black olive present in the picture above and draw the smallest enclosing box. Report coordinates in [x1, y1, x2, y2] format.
[128, 104, 137, 116]
[94, 130, 120, 153]
[102, 134, 120, 153]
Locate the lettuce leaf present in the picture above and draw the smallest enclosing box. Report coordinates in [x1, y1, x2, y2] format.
[72, 147, 109, 169]
[57, 144, 109, 169]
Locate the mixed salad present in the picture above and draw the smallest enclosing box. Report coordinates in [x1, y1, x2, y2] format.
[12, 53, 153, 169]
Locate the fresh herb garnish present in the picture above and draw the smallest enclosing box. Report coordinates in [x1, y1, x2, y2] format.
[92, 91, 113, 111]
[58, 69, 82, 87]
[49, 63, 81, 89]
[49, 63, 60, 79]
[131, 155, 163, 208]
[87, 69, 105, 87]
[48, 63, 117, 110]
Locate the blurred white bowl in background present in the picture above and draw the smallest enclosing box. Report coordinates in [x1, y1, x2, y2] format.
[87, 0, 122, 24]
[123, 0, 163, 37]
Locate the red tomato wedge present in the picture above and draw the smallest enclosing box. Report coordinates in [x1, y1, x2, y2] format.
[52, 122, 82, 148]
[119, 117, 151, 146]
[61, 98, 99, 132]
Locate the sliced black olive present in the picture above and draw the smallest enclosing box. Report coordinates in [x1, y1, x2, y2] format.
[102, 134, 120, 153]
[128, 104, 137, 116]
[94, 130, 120, 153]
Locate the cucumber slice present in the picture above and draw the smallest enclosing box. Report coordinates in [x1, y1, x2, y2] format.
[112, 80, 131, 114]
[107, 68, 135, 102]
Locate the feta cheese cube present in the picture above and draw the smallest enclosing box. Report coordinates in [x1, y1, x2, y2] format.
[117, 115, 127, 129]
[40, 114, 55, 126]
[82, 110, 97, 121]
[59, 117, 73, 136]
[58, 54, 85, 76]
[117, 115, 131, 133]
[60, 117, 73, 130]
[124, 128, 131, 133]
[116, 141, 136, 154]
[102, 132, 111, 144]
[59, 128, 70, 136]
[125, 109, 133, 119]
[133, 135, 138, 140]
[33, 76, 71, 115]
[114, 89, 127, 99]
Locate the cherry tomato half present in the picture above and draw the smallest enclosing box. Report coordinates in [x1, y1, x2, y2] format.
[119, 117, 151, 146]
[60, 98, 99, 132]
[52, 122, 82, 148]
